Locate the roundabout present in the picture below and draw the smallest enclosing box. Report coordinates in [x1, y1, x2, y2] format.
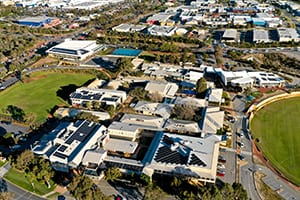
[250, 95, 300, 186]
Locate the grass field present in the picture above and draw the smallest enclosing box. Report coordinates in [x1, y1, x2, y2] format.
[0, 71, 94, 123]
[251, 97, 300, 186]
[4, 168, 55, 195]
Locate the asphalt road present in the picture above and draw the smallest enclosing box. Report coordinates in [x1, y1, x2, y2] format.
[231, 94, 261, 200]
[257, 165, 300, 200]
[1, 178, 45, 200]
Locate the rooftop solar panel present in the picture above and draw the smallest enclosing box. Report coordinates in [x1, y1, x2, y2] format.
[154, 146, 188, 165]
[162, 135, 174, 145]
[189, 154, 207, 167]
[65, 121, 98, 145]
[58, 145, 67, 152]
[53, 151, 67, 159]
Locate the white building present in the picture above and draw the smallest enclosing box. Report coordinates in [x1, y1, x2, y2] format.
[107, 121, 141, 141]
[112, 23, 146, 33]
[200, 107, 224, 137]
[143, 133, 220, 183]
[147, 25, 177, 37]
[217, 69, 284, 87]
[253, 29, 270, 43]
[145, 81, 179, 98]
[222, 29, 238, 43]
[33, 120, 107, 172]
[277, 28, 300, 42]
[134, 101, 173, 119]
[46, 39, 104, 61]
[70, 87, 127, 107]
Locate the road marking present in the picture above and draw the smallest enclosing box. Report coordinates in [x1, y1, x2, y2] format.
[241, 151, 252, 156]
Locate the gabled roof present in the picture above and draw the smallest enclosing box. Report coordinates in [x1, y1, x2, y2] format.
[164, 119, 201, 133]
[82, 149, 106, 165]
[145, 81, 178, 97]
[208, 88, 223, 103]
[134, 101, 173, 118]
[201, 107, 224, 136]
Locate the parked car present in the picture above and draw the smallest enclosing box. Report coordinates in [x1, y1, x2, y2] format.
[217, 163, 225, 169]
[217, 172, 225, 177]
[218, 156, 226, 163]
[219, 147, 226, 152]
[240, 142, 245, 148]
[238, 154, 245, 161]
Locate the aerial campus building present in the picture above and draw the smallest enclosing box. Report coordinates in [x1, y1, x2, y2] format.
[222, 29, 238, 43]
[69, 87, 127, 108]
[32, 120, 220, 183]
[253, 29, 270, 43]
[205, 67, 285, 88]
[46, 39, 105, 61]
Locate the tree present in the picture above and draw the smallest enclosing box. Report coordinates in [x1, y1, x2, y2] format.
[172, 104, 195, 121]
[129, 87, 149, 100]
[171, 177, 181, 187]
[0, 192, 14, 200]
[148, 92, 163, 102]
[196, 78, 207, 97]
[116, 57, 134, 75]
[76, 112, 99, 122]
[220, 183, 234, 200]
[105, 105, 115, 117]
[14, 150, 34, 172]
[232, 182, 247, 200]
[104, 167, 121, 182]
[143, 183, 165, 200]
[68, 175, 97, 200]
[6, 105, 25, 121]
[140, 174, 151, 186]
[31, 157, 54, 188]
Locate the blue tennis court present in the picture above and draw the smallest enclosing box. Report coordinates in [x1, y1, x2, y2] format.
[111, 48, 142, 57]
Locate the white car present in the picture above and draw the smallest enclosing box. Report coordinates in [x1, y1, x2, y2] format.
[217, 163, 225, 169]
[240, 142, 245, 148]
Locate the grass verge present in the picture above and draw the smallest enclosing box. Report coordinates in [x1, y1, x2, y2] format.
[4, 168, 55, 195]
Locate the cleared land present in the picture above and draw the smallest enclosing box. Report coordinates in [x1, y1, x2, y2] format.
[251, 97, 300, 186]
[0, 71, 94, 123]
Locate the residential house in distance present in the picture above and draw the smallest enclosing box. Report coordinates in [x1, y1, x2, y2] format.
[70, 87, 127, 107]
[145, 81, 179, 98]
[46, 39, 105, 61]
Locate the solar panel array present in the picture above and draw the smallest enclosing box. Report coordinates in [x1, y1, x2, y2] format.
[189, 154, 207, 167]
[65, 121, 98, 145]
[154, 146, 188, 165]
